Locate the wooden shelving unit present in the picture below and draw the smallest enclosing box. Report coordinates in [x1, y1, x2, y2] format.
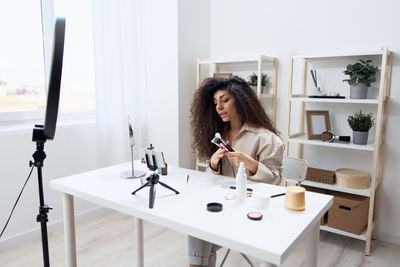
[285, 47, 392, 255]
[195, 55, 278, 170]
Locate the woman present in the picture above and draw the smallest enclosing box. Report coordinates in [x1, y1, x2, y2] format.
[188, 76, 284, 267]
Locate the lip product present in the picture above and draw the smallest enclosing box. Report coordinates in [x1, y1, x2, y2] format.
[247, 211, 263, 221]
[211, 133, 234, 152]
[207, 202, 223, 212]
[222, 185, 253, 192]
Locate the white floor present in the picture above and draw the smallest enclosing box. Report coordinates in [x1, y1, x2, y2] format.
[1, 208, 399, 267]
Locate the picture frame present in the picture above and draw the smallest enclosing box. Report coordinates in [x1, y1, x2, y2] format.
[213, 72, 233, 78]
[306, 110, 331, 139]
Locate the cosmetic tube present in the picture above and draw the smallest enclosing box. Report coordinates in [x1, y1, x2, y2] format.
[236, 162, 247, 203]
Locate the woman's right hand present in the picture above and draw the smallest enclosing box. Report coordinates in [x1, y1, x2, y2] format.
[210, 147, 226, 171]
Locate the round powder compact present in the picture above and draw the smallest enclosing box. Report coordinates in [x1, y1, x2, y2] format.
[247, 211, 263, 221]
[207, 202, 223, 212]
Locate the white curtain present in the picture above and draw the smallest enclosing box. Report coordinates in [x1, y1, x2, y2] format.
[92, 0, 148, 168]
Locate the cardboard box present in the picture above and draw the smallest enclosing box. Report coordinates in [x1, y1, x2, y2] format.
[327, 192, 369, 235]
[303, 185, 327, 225]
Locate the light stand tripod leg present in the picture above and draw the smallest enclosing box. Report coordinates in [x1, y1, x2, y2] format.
[158, 181, 180, 194]
[132, 182, 150, 195]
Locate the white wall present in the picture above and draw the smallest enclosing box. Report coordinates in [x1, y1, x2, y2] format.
[141, 0, 210, 168]
[0, 123, 98, 244]
[178, 0, 211, 169]
[142, 0, 180, 166]
[210, 0, 400, 244]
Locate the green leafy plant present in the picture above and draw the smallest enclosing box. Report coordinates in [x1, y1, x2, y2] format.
[247, 72, 268, 86]
[347, 110, 375, 132]
[343, 59, 379, 87]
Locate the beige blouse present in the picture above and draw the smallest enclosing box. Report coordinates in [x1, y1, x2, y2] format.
[207, 123, 284, 185]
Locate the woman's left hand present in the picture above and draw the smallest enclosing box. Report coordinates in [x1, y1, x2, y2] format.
[226, 152, 258, 175]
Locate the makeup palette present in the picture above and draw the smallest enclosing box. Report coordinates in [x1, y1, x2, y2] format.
[247, 211, 263, 221]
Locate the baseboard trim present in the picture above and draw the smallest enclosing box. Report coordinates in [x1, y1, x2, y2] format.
[376, 230, 400, 246]
[0, 206, 107, 250]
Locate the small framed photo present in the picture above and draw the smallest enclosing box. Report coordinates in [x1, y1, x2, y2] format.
[213, 73, 233, 78]
[306, 110, 331, 139]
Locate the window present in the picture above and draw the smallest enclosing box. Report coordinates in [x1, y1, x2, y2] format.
[0, 1, 46, 114]
[0, 0, 95, 122]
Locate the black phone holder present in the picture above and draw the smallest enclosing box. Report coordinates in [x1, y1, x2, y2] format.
[131, 145, 179, 208]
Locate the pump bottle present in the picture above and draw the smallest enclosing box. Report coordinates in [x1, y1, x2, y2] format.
[236, 162, 247, 203]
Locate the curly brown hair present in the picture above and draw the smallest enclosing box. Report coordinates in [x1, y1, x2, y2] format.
[190, 76, 277, 159]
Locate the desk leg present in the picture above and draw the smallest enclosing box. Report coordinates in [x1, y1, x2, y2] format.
[135, 217, 144, 267]
[304, 221, 319, 267]
[63, 193, 77, 267]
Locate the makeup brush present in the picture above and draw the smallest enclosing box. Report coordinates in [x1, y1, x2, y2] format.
[127, 116, 134, 147]
[211, 133, 234, 152]
[310, 70, 318, 88]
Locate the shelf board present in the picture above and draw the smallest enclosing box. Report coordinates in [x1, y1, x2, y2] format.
[301, 180, 371, 197]
[320, 224, 367, 241]
[290, 97, 379, 104]
[288, 135, 375, 152]
[198, 58, 257, 64]
[292, 50, 383, 59]
[198, 54, 276, 65]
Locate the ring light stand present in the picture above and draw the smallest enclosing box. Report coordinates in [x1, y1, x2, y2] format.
[29, 18, 65, 267]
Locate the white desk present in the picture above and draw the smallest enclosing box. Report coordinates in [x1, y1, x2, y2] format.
[50, 161, 332, 267]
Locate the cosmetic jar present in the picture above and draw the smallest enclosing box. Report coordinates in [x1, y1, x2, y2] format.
[207, 202, 223, 212]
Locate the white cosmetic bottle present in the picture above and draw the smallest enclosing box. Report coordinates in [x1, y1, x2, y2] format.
[236, 162, 247, 203]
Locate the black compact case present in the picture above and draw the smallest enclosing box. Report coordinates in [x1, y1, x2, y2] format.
[207, 202, 223, 212]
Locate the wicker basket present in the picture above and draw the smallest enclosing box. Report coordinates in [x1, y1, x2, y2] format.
[306, 167, 335, 184]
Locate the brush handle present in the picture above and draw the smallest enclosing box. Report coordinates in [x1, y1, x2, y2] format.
[271, 192, 285, 198]
[310, 70, 318, 87]
[220, 139, 234, 152]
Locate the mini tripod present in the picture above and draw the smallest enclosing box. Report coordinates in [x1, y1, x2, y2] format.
[131, 146, 179, 208]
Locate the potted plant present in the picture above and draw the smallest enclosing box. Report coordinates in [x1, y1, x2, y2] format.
[343, 59, 379, 99]
[347, 110, 375, 145]
[247, 72, 268, 93]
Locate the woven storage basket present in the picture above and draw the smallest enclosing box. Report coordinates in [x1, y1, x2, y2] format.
[305, 167, 335, 184]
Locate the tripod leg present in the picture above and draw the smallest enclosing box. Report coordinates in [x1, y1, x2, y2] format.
[159, 181, 180, 194]
[149, 184, 156, 209]
[132, 182, 150, 195]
